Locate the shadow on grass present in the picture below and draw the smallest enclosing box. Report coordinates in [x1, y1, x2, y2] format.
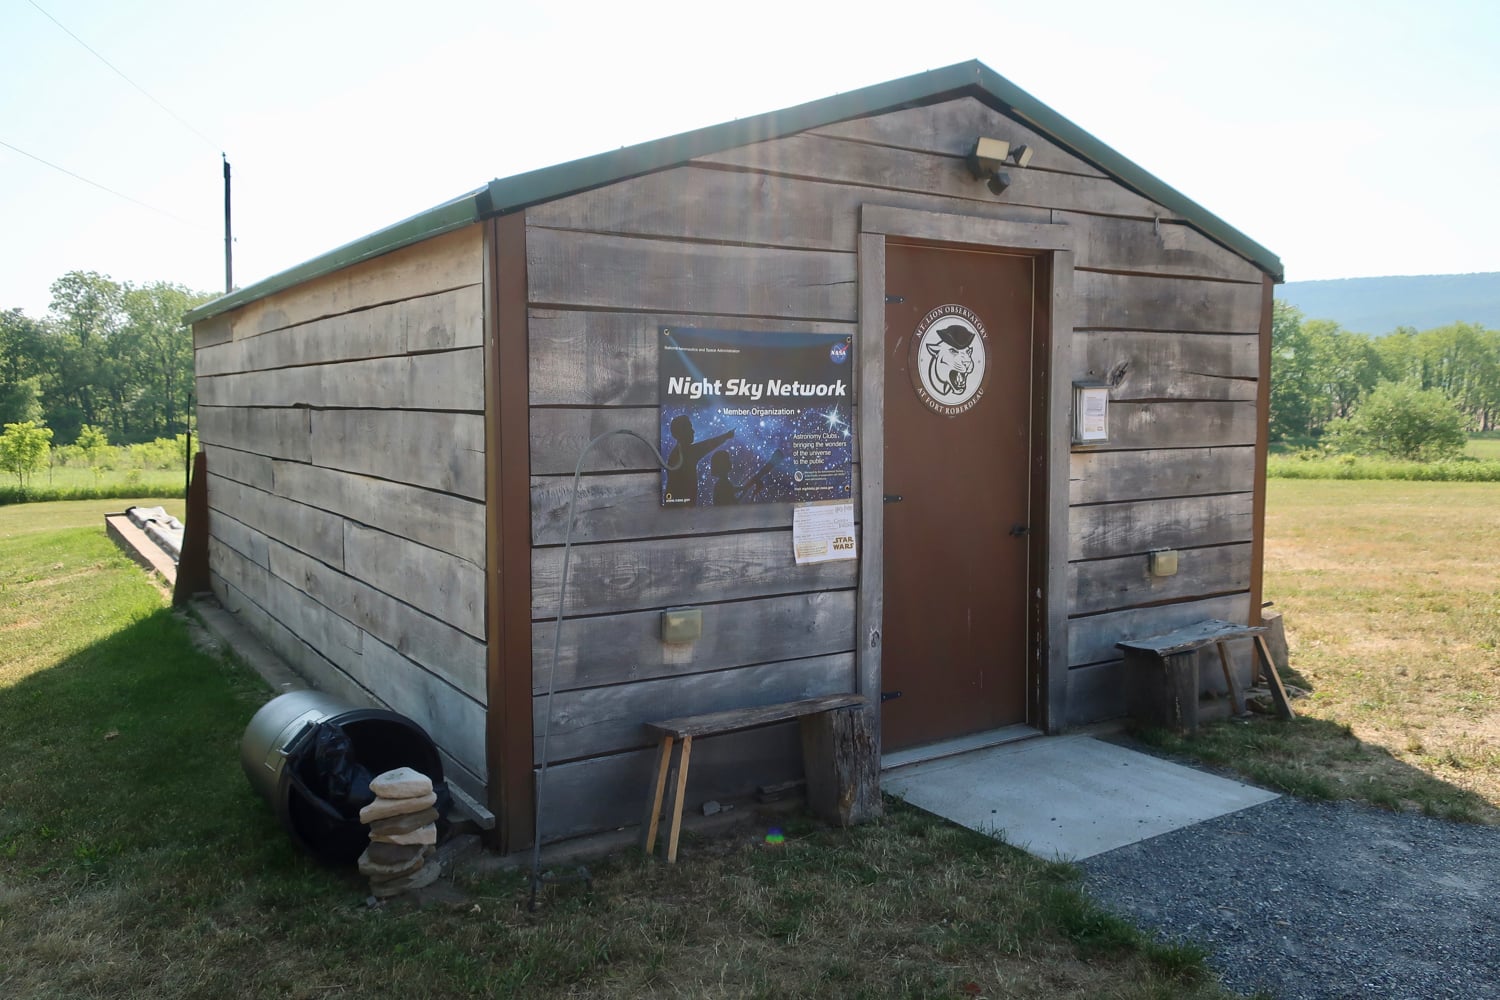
[1130, 712, 1497, 824]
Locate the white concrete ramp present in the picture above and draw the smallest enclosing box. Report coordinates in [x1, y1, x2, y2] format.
[882, 734, 1278, 860]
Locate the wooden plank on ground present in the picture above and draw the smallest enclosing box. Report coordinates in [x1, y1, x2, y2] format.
[1057, 211, 1266, 283]
[809, 96, 1108, 177]
[526, 228, 856, 320]
[274, 460, 485, 564]
[1075, 331, 1259, 402]
[197, 406, 311, 463]
[1069, 446, 1255, 505]
[528, 308, 854, 406]
[227, 226, 482, 339]
[535, 654, 857, 762]
[207, 475, 345, 567]
[197, 348, 484, 411]
[698, 134, 1174, 220]
[531, 530, 858, 618]
[268, 540, 487, 702]
[309, 409, 486, 498]
[1067, 592, 1252, 667]
[532, 589, 857, 694]
[1069, 542, 1253, 616]
[1070, 492, 1254, 561]
[342, 521, 485, 639]
[1075, 271, 1264, 332]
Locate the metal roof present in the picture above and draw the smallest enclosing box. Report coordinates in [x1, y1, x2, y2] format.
[186, 60, 1281, 324]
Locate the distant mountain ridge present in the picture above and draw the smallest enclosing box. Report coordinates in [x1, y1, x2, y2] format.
[1278, 272, 1500, 335]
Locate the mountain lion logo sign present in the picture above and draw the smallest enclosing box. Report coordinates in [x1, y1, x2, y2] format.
[909, 304, 989, 416]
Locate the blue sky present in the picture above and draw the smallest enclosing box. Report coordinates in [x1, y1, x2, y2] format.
[3, 0, 1497, 315]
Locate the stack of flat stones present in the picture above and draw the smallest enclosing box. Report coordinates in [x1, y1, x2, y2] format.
[357, 767, 440, 897]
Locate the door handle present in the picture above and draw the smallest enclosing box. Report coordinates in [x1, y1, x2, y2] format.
[1009, 524, 1029, 537]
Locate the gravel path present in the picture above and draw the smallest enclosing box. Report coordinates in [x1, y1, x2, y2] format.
[1081, 796, 1500, 999]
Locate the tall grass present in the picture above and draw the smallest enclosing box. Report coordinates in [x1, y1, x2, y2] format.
[1268, 455, 1500, 481]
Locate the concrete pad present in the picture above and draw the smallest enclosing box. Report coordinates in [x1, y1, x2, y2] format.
[882, 734, 1277, 860]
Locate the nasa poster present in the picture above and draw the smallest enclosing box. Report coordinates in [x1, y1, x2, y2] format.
[659, 327, 854, 507]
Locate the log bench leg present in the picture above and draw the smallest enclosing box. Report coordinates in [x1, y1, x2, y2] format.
[1215, 640, 1246, 716]
[665, 735, 692, 863]
[641, 735, 675, 856]
[1254, 635, 1296, 720]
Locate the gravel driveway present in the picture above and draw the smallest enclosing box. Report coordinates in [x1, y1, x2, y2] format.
[1082, 796, 1500, 999]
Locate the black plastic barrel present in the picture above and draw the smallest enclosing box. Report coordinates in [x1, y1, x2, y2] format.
[240, 690, 444, 865]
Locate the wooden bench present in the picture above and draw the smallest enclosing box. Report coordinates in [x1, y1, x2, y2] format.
[641, 694, 877, 862]
[1117, 619, 1294, 733]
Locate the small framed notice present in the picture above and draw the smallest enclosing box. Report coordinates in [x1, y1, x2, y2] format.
[792, 501, 857, 565]
[1073, 381, 1111, 444]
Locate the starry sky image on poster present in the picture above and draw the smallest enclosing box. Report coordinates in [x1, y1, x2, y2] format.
[659, 327, 854, 507]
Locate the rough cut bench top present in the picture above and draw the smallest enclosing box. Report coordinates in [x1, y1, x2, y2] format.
[646, 694, 868, 739]
[1116, 619, 1267, 656]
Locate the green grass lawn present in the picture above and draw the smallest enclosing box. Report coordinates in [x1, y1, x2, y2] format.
[2, 466, 185, 504]
[1143, 479, 1500, 823]
[1466, 435, 1500, 461]
[0, 501, 1230, 999]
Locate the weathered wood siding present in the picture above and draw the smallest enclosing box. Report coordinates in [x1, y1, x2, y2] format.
[523, 95, 1267, 838]
[195, 225, 490, 795]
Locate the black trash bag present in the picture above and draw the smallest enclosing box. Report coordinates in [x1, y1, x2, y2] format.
[309, 721, 375, 818]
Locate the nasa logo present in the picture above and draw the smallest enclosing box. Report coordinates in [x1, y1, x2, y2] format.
[829, 339, 850, 364]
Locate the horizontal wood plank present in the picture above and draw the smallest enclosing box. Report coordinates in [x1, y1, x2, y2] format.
[209, 509, 270, 569]
[532, 530, 858, 618]
[1075, 271, 1264, 333]
[1075, 331, 1259, 402]
[1085, 400, 1258, 450]
[1069, 446, 1255, 505]
[533, 589, 857, 694]
[1070, 492, 1254, 561]
[1069, 542, 1253, 616]
[227, 225, 482, 339]
[309, 409, 486, 498]
[535, 654, 856, 762]
[530, 469, 861, 546]
[274, 460, 485, 564]
[528, 407, 657, 475]
[1067, 592, 1252, 667]
[536, 725, 804, 843]
[356, 633, 488, 780]
[208, 475, 345, 568]
[212, 538, 363, 672]
[699, 133, 1176, 221]
[267, 540, 487, 702]
[203, 443, 274, 491]
[343, 521, 485, 639]
[526, 228, 856, 320]
[809, 96, 1108, 178]
[198, 406, 311, 463]
[527, 164, 1051, 255]
[649, 693, 866, 738]
[1058, 212, 1266, 283]
[528, 308, 854, 407]
[196, 284, 483, 377]
[197, 348, 484, 411]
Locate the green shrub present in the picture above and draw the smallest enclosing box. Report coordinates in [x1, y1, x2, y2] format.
[1324, 383, 1467, 461]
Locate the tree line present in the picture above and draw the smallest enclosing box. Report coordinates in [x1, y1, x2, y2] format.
[1, 271, 213, 446]
[1272, 302, 1499, 445]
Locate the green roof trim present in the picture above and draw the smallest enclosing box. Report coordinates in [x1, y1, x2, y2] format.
[187, 60, 1280, 324]
[185, 188, 490, 323]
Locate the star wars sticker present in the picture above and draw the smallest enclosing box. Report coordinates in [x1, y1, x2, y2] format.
[909, 303, 990, 416]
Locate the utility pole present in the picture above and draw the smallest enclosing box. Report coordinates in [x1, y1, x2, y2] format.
[223, 153, 232, 293]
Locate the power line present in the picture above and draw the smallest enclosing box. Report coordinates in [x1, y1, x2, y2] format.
[0, 137, 209, 231]
[26, 0, 222, 154]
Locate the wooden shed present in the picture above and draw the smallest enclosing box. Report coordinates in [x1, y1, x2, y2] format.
[186, 60, 1282, 852]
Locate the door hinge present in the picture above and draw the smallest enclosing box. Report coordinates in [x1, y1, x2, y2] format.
[885, 294, 905, 304]
[881, 690, 903, 703]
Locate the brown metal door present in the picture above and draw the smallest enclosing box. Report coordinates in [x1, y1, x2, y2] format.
[881, 241, 1035, 751]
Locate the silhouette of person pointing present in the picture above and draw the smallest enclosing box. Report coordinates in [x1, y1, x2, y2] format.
[664, 414, 733, 505]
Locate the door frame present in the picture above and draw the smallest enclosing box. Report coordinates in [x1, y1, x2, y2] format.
[856, 205, 1074, 742]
